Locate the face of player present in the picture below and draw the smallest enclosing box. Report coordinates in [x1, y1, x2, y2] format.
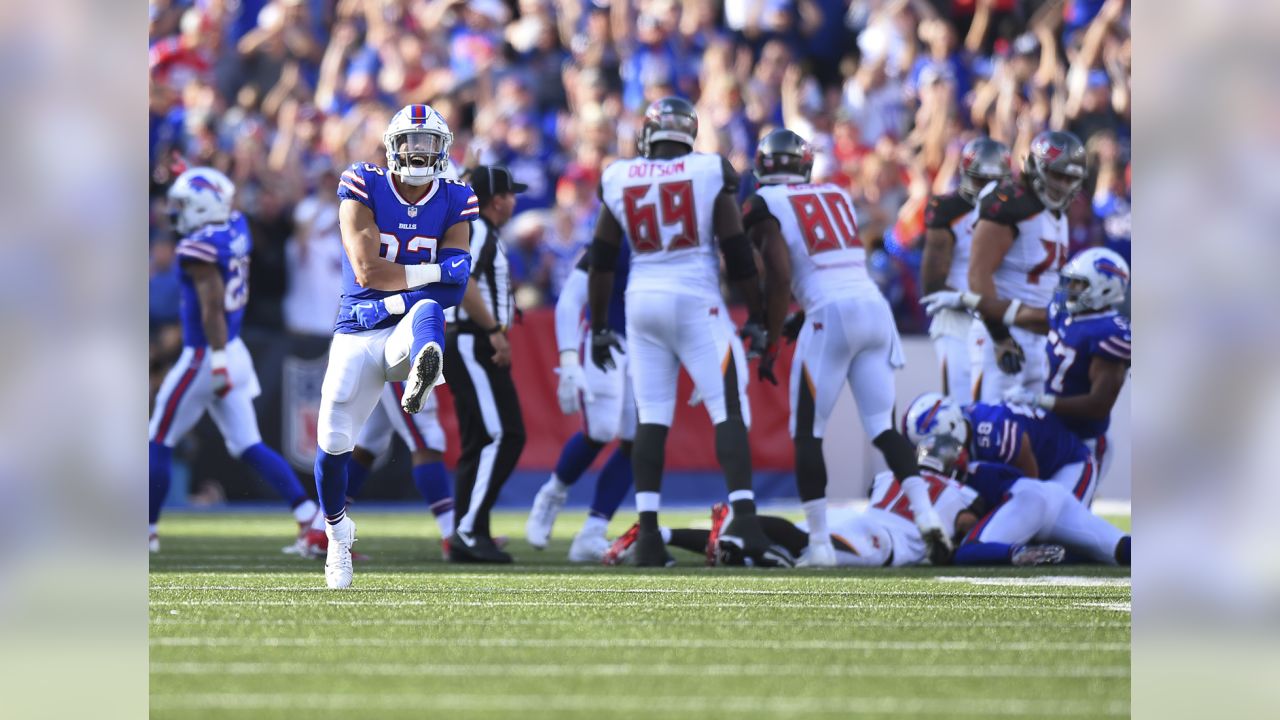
[1064, 277, 1090, 308]
[396, 131, 446, 170]
[1040, 168, 1083, 207]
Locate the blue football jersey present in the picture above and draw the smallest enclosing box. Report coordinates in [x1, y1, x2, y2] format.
[1045, 303, 1132, 438]
[961, 461, 1024, 510]
[966, 402, 1089, 478]
[575, 241, 630, 335]
[334, 162, 478, 333]
[175, 212, 252, 348]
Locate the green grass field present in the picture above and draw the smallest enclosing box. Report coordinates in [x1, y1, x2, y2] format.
[150, 510, 1131, 719]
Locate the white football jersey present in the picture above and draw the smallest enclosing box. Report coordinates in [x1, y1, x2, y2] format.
[748, 182, 881, 312]
[978, 181, 1070, 307]
[599, 152, 729, 301]
[865, 470, 978, 534]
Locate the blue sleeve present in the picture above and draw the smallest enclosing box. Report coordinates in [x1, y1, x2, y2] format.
[1093, 317, 1132, 364]
[451, 182, 479, 227]
[337, 163, 374, 210]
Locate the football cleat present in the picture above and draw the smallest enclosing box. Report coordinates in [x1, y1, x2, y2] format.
[602, 523, 640, 566]
[705, 503, 729, 567]
[401, 342, 442, 414]
[568, 529, 611, 563]
[440, 537, 451, 562]
[324, 515, 357, 589]
[526, 479, 569, 550]
[717, 513, 793, 568]
[447, 529, 513, 564]
[797, 540, 838, 568]
[633, 527, 676, 568]
[149, 533, 160, 554]
[1011, 543, 1066, 567]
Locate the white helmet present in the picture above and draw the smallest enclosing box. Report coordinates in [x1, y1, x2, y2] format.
[167, 167, 235, 235]
[901, 392, 969, 446]
[384, 104, 453, 185]
[1061, 247, 1130, 314]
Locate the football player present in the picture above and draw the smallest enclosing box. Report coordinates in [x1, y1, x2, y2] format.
[605, 436, 983, 568]
[741, 128, 953, 567]
[923, 247, 1130, 487]
[920, 138, 1011, 403]
[525, 245, 636, 563]
[902, 391, 1102, 506]
[149, 168, 318, 553]
[315, 104, 476, 588]
[587, 97, 785, 567]
[965, 131, 1087, 403]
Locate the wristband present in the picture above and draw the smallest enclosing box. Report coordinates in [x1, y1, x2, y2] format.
[560, 350, 580, 369]
[961, 292, 981, 310]
[1001, 299, 1023, 327]
[404, 263, 442, 288]
[210, 349, 228, 370]
[1037, 394, 1057, 411]
[384, 294, 407, 315]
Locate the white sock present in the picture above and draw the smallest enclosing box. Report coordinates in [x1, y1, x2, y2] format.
[148, 523, 157, 536]
[802, 498, 829, 545]
[436, 509, 456, 537]
[294, 499, 319, 524]
[635, 491, 661, 513]
[581, 514, 609, 537]
[727, 489, 754, 503]
[310, 511, 327, 531]
[549, 475, 569, 494]
[660, 526, 672, 544]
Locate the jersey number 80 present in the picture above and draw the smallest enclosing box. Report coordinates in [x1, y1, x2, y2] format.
[788, 192, 859, 255]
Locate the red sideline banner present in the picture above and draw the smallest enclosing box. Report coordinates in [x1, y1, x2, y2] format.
[433, 306, 796, 472]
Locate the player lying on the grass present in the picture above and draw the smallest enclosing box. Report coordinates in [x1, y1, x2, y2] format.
[315, 104, 475, 589]
[526, 249, 635, 562]
[743, 128, 954, 567]
[940, 438, 1131, 567]
[298, 384, 454, 560]
[603, 437, 982, 568]
[902, 391, 1102, 505]
[922, 247, 1130, 486]
[149, 168, 318, 554]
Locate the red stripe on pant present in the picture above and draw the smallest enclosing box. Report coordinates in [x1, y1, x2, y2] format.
[393, 382, 429, 451]
[155, 347, 206, 444]
[1073, 459, 1095, 501]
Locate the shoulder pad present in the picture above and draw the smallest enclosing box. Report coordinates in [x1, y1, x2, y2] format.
[979, 180, 1042, 226]
[924, 193, 972, 230]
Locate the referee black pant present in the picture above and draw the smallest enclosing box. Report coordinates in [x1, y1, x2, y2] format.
[444, 330, 526, 539]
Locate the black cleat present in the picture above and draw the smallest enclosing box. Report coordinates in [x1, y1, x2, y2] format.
[718, 515, 794, 568]
[447, 530, 514, 563]
[632, 527, 675, 567]
[402, 342, 443, 414]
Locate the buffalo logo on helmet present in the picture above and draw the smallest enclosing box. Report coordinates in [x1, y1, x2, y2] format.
[188, 176, 223, 200]
[1094, 258, 1128, 281]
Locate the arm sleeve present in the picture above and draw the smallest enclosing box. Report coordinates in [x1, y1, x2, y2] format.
[741, 193, 777, 235]
[337, 163, 374, 210]
[554, 268, 588, 353]
[450, 182, 480, 226]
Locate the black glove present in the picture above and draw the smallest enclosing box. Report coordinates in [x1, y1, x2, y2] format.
[757, 342, 779, 385]
[994, 337, 1025, 375]
[739, 318, 768, 359]
[781, 311, 806, 343]
[590, 328, 624, 371]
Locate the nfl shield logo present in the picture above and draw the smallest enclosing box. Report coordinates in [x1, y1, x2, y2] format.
[407, 206, 418, 217]
[282, 354, 329, 471]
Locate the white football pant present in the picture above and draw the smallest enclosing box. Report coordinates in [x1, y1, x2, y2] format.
[968, 322, 1048, 404]
[580, 328, 638, 443]
[966, 479, 1123, 564]
[149, 337, 264, 457]
[355, 383, 446, 456]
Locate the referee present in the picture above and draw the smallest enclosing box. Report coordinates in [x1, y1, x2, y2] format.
[444, 166, 527, 563]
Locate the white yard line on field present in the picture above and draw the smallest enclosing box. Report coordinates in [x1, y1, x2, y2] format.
[1076, 601, 1132, 612]
[147, 598, 1123, 611]
[150, 660, 1130, 679]
[149, 636, 1128, 652]
[936, 576, 1131, 588]
[150, 616, 1130, 630]
[148, 691, 1129, 716]
[149, 585, 1125, 600]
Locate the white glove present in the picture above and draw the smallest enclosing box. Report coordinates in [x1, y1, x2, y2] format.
[1003, 386, 1056, 411]
[687, 387, 703, 407]
[555, 351, 593, 415]
[921, 290, 979, 316]
[914, 505, 954, 552]
[210, 349, 231, 398]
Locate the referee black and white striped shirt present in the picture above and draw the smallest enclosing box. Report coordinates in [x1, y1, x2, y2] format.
[445, 214, 513, 331]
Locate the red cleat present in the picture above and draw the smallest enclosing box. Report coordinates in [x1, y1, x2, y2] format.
[706, 503, 730, 567]
[602, 523, 640, 566]
[441, 537, 451, 561]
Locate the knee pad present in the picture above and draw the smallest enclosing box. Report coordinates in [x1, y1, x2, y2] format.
[318, 430, 356, 455]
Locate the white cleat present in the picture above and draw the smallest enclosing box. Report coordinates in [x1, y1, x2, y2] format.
[149, 533, 160, 554]
[797, 540, 838, 568]
[324, 515, 357, 589]
[526, 480, 568, 549]
[401, 342, 443, 414]
[567, 528, 611, 563]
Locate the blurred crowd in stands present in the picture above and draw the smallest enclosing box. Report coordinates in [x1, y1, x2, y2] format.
[149, 0, 1131, 382]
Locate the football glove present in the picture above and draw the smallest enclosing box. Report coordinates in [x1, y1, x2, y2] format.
[555, 351, 593, 415]
[439, 252, 472, 284]
[921, 290, 979, 316]
[781, 311, 806, 343]
[352, 299, 393, 329]
[994, 337, 1025, 374]
[590, 328, 624, 371]
[739, 317, 768, 359]
[757, 342, 779, 385]
[210, 349, 231, 398]
[1003, 386, 1056, 411]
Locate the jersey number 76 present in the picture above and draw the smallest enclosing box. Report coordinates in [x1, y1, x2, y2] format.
[623, 180, 699, 253]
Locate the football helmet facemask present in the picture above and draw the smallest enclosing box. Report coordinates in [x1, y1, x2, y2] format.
[167, 167, 235, 235]
[384, 104, 453, 185]
[1023, 130, 1086, 211]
